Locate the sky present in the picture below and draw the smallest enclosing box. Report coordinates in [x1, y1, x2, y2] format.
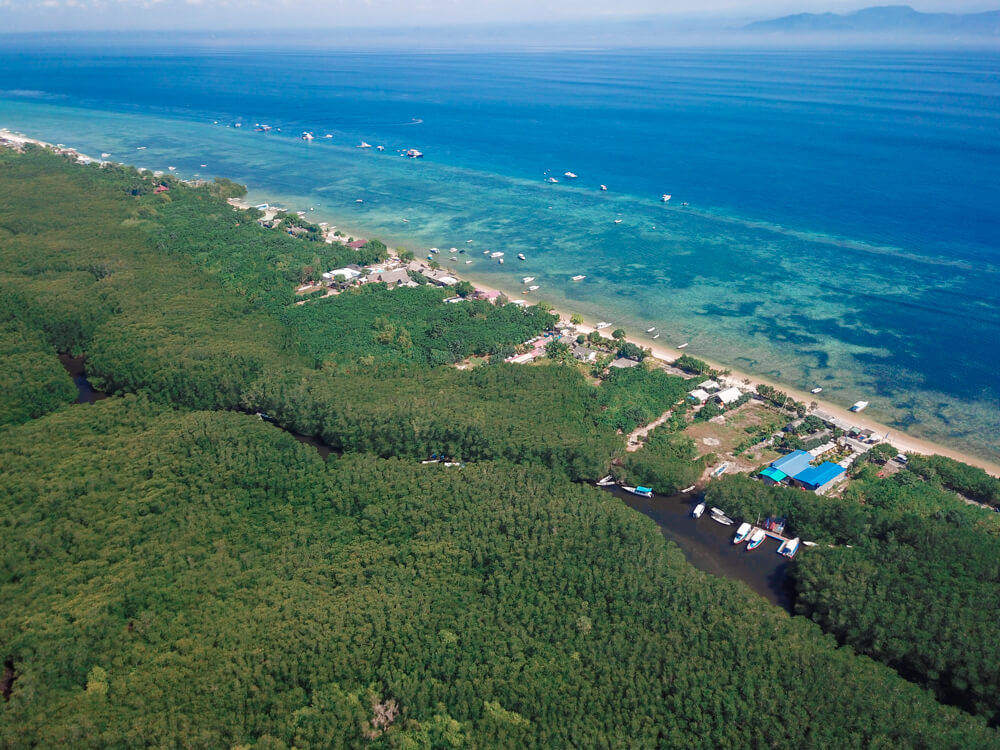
[0, 0, 997, 33]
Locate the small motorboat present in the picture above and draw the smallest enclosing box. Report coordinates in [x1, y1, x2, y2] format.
[522, 277, 535, 284]
[691, 502, 706, 518]
[647, 327, 656, 333]
[358, 141, 372, 148]
[746, 528, 767, 551]
[528, 285, 539, 291]
[600, 184, 608, 191]
[661, 194, 671, 202]
[777, 537, 801, 558]
[302, 132, 314, 141]
[614, 219, 623, 224]
[709, 507, 735, 526]
[677, 343, 689, 349]
[681, 485, 696, 493]
[623, 486, 654, 498]
[811, 387, 823, 394]
[517, 253, 526, 260]
[732, 522, 752, 544]
[596, 475, 616, 486]
[652, 334, 660, 339]
[850, 401, 869, 412]
[546, 177, 558, 183]
[572, 275, 586, 282]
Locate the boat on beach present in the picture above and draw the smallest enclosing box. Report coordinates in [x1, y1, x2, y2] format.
[595, 322, 610, 329]
[733, 522, 753, 544]
[692, 502, 706, 518]
[851, 401, 869, 412]
[623, 485, 654, 498]
[709, 507, 735, 526]
[746, 528, 766, 551]
[777, 537, 801, 558]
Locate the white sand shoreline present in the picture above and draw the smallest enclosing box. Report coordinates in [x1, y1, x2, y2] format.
[5, 128, 997, 477]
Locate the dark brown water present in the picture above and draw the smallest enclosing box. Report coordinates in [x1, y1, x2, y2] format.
[58, 354, 108, 404]
[609, 486, 794, 612]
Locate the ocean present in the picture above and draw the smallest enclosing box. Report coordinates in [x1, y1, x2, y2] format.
[1, 43, 998, 461]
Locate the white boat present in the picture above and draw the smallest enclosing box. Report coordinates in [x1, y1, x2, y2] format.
[528, 285, 539, 291]
[677, 343, 689, 349]
[490, 252, 504, 258]
[746, 528, 767, 551]
[652, 334, 660, 339]
[596, 475, 616, 486]
[614, 219, 622, 224]
[709, 507, 735, 526]
[498, 258, 504, 264]
[733, 522, 752, 544]
[324, 134, 334, 139]
[850, 401, 869, 412]
[681, 485, 696, 493]
[465, 260, 473, 264]
[600, 184, 608, 191]
[359, 141, 372, 148]
[101, 152, 111, 158]
[522, 277, 535, 284]
[517, 253, 526, 261]
[406, 149, 423, 158]
[376, 145, 385, 151]
[450, 248, 458, 253]
[564, 172, 578, 178]
[595, 322, 611, 329]
[302, 132, 314, 141]
[355, 199, 364, 203]
[661, 194, 671, 202]
[571, 274, 586, 281]
[623, 486, 654, 498]
[811, 387, 823, 394]
[466, 239, 474, 243]
[647, 327, 656, 333]
[777, 537, 801, 558]
[692, 502, 706, 518]
[136, 146, 146, 150]
[200, 164, 207, 168]
[429, 247, 439, 253]
[168, 166, 176, 171]
[483, 250, 491, 255]
[546, 177, 558, 183]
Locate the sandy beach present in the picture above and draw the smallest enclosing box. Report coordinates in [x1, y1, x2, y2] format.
[4, 128, 997, 477]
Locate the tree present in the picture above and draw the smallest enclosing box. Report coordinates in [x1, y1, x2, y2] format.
[398, 248, 414, 261]
[570, 314, 583, 325]
[455, 281, 475, 298]
[612, 328, 626, 341]
[545, 340, 571, 361]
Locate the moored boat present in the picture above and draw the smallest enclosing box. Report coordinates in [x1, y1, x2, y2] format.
[681, 485, 696, 493]
[518, 253, 526, 260]
[746, 528, 766, 550]
[546, 177, 558, 183]
[358, 141, 372, 148]
[623, 485, 654, 498]
[733, 522, 752, 544]
[600, 184, 608, 191]
[777, 537, 801, 558]
[571, 274, 586, 281]
[709, 507, 735, 526]
[850, 401, 869, 412]
[677, 342, 689, 349]
[522, 276, 535, 284]
[596, 475, 616, 486]
[691, 502, 706, 518]
[661, 194, 671, 202]
[811, 387, 823, 394]
[564, 171, 578, 178]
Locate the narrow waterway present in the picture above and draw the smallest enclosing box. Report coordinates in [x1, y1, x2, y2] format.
[608, 486, 794, 612]
[58, 354, 108, 403]
[58, 357, 791, 610]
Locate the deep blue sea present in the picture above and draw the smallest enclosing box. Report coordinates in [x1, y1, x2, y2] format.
[1, 43, 998, 460]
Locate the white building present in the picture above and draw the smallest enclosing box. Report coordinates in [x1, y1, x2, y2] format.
[688, 388, 711, 403]
[325, 267, 362, 281]
[716, 387, 743, 406]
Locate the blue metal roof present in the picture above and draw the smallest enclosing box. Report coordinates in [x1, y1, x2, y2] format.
[794, 462, 846, 490]
[771, 450, 813, 478]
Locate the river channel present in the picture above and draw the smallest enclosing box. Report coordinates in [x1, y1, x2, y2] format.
[61, 357, 792, 611]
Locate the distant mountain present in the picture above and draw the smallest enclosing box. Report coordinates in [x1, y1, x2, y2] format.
[745, 5, 1000, 36]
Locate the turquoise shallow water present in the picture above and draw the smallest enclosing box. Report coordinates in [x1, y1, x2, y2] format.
[1, 46, 998, 461]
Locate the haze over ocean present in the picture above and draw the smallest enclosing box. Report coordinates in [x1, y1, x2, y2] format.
[2, 45, 998, 460]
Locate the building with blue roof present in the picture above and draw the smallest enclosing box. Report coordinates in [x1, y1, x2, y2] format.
[793, 462, 846, 492]
[770, 450, 814, 479]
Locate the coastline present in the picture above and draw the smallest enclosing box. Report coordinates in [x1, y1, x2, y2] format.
[4, 127, 998, 477]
